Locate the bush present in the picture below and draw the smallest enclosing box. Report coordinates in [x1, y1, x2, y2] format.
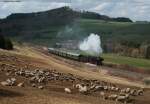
[143, 77, 150, 85]
[0, 34, 5, 49]
[145, 45, 150, 59]
[0, 35, 13, 50]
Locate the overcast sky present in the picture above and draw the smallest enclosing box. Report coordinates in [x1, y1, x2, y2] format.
[0, 0, 150, 21]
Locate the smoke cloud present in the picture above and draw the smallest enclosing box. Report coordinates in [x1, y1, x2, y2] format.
[79, 33, 103, 56]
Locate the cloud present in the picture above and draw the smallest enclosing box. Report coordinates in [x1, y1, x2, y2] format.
[88, 0, 150, 21]
[0, 1, 70, 18]
[0, 0, 150, 21]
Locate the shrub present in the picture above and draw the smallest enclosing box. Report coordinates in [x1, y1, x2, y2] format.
[0, 35, 13, 50]
[143, 77, 150, 85]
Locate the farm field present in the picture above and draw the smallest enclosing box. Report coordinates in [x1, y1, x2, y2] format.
[78, 19, 150, 44]
[102, 53, 150, 69]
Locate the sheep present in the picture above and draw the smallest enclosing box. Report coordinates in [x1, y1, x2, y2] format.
[64, 88, 71, 94]
[103, 86, 109, 90]
[38, 85, 44, 89]
[89, 84, 96, 90]
[17, 82, 24, 87]
[32, 83, 36, 87]
[38, 77, 45, 83]
[100, 91, 105, 100]
[1, 81, 9, 86]
[30, 76, 36, 83]
[108, 94, 118, 100]
[75, 84, 82, 89]
[130, 89, 137, 96]
[125, 88, 131, 93]
[75, 84, 88, 94]
[116, 94, 130, 104]
[93, 85, 104, 92]
[137, 89, 143, 95]
[110, 86, 116, 91]
[115, 87, 120, 91]
[120, 89, 126, 94]
[79, 85, 88, 93]
[4, 78, 16, 86]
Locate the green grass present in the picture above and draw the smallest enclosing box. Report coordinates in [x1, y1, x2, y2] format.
[78, 19, 150, 43]
[102, 53, 150, 69]
[12, 18, 150, 46]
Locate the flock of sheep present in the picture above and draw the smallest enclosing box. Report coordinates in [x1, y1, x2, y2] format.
[0, 64, 145, 104]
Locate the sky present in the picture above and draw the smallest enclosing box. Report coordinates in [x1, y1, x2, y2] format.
[0, 0, 150, 21]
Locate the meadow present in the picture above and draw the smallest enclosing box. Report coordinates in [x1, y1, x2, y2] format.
[102, 53, 150, 69]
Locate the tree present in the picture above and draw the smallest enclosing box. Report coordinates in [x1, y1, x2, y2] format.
[0, 29, 13, 50]
[146, 45, 150, 59]
[4, 38, 13, 50]
[0, 35, 5, 49]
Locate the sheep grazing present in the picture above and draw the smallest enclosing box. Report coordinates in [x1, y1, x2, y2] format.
[75, 84, 82, 89]
[110, 86, 116, 91]
[103, 86, 109, 90]
[79, 85, 88, 93]
[89, 84, 96, 90]
[32, 83, 36, 87]
[94, 85, 104, 92]
[116, 94, 130, 103]
[130, 89, 137, 96]
[115, 87, 120, 91]
[64, 88, 71, 94]
[108, 94, 118, 100]
[100, 91, 105, 100]
[1, 81, 9, 86]
[137, 89, 144, 95]
[125, 88, 131, 93]
[75, 84, 88, 94]
[120, 89, 126, 94]
[38, 85, 44, 89]
[17, 82, 24, 87]
[38, 77, 45, 83]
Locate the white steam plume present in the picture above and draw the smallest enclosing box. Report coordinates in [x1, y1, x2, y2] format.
[79, 33, 103, 56]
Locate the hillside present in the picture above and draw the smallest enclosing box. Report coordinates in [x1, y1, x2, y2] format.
[0, 45, 150, 104]
[0, 7, 134, 43]
[0, 7, 150, 55]
[78, 19, 150, 44]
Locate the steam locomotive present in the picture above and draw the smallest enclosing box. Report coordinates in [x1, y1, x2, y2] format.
[48, 48, 104, 65]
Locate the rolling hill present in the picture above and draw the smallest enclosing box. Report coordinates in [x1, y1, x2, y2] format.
[0, 6, 150, 48]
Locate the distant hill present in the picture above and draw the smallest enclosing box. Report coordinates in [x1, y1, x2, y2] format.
[0, 7, 79, 37]
[0, 6, 132, 36]
[80, 11, 132, 22]
[0, 6, 149, 48]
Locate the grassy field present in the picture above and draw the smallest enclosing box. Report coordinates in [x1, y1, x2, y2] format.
[78, 19, 150, 44]
[102, 53, 150, 69]
[12, 18, 150, 46]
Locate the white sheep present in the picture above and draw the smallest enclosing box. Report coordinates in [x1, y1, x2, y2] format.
[125, 88, 131, 93]
[116, 94, 130, 103]
[108, 94, 118, 100]
[79, 85, 88, 93]
[100, 91, 105, 99]
[137, 89, 143, 95]
[64, 88, 71, 94]
[75, 84, 88, 94]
